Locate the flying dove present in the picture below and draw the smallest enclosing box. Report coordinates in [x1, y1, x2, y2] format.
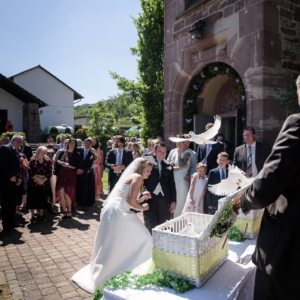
[208, 165, 255, 196]
[169, 115, 222, 145]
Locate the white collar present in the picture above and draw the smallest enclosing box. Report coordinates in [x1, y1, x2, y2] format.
[247, 141, 256, 148]
[117, 148, 124, 152]
[218, 166, 226, 172]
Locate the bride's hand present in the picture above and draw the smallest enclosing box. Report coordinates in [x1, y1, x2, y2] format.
[142, 203, 149, 211]
[137, 196, 147, 203]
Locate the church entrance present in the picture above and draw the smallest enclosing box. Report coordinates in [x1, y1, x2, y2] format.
[0, 109, 7, 135]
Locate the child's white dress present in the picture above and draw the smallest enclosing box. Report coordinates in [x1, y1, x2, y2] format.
[182, 175, 208, 214]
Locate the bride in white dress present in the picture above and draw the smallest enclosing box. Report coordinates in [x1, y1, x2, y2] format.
[71, 158, 153, 293]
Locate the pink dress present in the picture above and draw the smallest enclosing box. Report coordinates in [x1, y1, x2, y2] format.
[94, 150, 104, 195]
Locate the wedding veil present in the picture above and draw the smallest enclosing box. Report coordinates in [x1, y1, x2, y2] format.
[102, 157, 145, 207]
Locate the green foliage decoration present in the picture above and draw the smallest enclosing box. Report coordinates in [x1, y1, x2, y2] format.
[277, 85, 300, 116]
[91, 270, 195, 300]
[183, 62, 246, 133]
[1, 132, 26, 140]
[76, 129, 83, 134]
[49, 126, 59, 134]
[110, 0, 164, 146]
[56, 134, 72, 144]
[228, 226, 245, 242]
[64, 127, 72, 134]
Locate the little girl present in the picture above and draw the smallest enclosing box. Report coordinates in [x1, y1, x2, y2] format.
[182, 163, 208, 214]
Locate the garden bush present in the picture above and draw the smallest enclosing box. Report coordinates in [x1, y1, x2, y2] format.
[1, 132, 26, 140]
[49, 126, 59, 134]
[64, 127, 72, 134]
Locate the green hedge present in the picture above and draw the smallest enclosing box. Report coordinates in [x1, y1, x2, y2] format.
[56, 134, 73, 144]
[1, 132, 26, 140]
[65, 127, 72, 134]
[49, 126, 59, 134]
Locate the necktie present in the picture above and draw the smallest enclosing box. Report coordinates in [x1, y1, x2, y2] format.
[117, 150, 122, 165]
[84, 149, 87, 160]
[221, 169, 225, 180]
[204, 144, 211, 164]
[247, 146, 252, 177]
[157, 160, 161, 176]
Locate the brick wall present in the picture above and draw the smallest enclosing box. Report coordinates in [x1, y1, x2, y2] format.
[23, 103, 42, 143]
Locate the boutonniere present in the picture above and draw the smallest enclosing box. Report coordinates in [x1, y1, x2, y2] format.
[90, 155, 93, 160]
[167, 166, 173, 171]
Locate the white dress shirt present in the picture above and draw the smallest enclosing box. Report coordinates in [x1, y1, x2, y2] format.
[153, 159, 164, 196]
[247, 141, 258, 177]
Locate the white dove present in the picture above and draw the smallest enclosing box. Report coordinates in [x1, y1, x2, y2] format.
[185, 222, 198, 237]
[168, 115, 222, 145]
[208, 165, 255, 196]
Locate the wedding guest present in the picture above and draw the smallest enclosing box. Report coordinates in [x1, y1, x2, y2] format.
[224, 141, 233, 162]
[77, 139, 83, 147]
[197, 122, 224, 174]
[15, 148, 29, 216]
[232, 75, 300, 300]
[127, 142, 133, 151]
[27, 146, 52, 223]
[182, 163, 207, 214]
[0, 135, 22, 234]
[216, 133, 225, 143]
[143, 142, 177, 232]
[2, 136, 10, 145]
[157, 135, 164, 142]
[20, 136, 33, 160]
[168, 139, 191, 217]
[142, 138, 153, 156]
[144, 139, 159, 157]
[205, 152, 229, 215]
[47, 137, 54, 144]
[77, 138, 97, 210]
[106, 140, 113, 153]
[92, 137, 103, 198]
[105, 135, 133, 192]
[55, 138, 80, 218]
[132, 143, 141, 160]
[55, 139, 69, 160]
[130, 137, 136, 143]
[233, 126, 271, 178]
[55, 135, 66, 153]
[47, 149, 58, 215]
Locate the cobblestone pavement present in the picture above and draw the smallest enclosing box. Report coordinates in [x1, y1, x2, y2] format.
[0, 191, 144, 300]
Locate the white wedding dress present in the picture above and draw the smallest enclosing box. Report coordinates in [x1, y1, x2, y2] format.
[71, 183, 152, 293]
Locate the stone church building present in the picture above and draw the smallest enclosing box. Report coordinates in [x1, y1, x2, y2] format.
[164, 0, 300, 148]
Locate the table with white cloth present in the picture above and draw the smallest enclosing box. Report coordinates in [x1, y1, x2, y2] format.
[102, 239, 257, 300]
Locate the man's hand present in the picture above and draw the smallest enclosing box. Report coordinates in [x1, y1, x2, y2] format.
[232, 190, 245, 215]
[16, 178, 22, 186]
[142, 203, 149, 211]
[120, 165, 125, 171]
[113, 165, 122, 173]
[76, 169, 83, 175]
[10, 176, 17, 182]
[143, 191, 151, 199]
[137, 195, 148, 203]
[208, 206, 212, 209]
[184, 174, 190, 181]
[170, 202, 176, 213]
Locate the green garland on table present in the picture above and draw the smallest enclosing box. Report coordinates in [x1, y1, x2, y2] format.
[228, 226, 245, 242]
[183, 62, 247, 133]
[210, 204, 234, 239]
[91, 270, 195, 299]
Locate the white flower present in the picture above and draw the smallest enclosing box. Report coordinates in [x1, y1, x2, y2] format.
[187, 100, 193, 104]
[214, 67, 218, 71]
[90, 155, 93, 160]
[167, 166, 173, 171]
[193, 85, 198, 90]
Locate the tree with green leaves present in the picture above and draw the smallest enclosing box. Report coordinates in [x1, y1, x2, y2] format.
[110, 0, 164, 145]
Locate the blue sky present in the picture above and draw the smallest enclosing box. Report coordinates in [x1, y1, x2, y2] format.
[0, 0, 142, 105]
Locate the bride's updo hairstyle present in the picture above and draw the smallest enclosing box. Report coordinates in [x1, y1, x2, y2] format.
[135, 159, 152, 193]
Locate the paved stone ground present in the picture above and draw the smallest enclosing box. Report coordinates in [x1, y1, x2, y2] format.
[0, 190, 144, 300]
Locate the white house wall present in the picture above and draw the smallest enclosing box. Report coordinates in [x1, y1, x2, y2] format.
[13, 68, 75, 131]
[0, 88, 24, 132]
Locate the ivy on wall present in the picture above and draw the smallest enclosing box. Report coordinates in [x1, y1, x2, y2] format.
[183, 62, 246, 133]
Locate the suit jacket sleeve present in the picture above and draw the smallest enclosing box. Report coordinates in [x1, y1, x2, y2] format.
[242, 114, 300, 211]
[205, 170, 215, 207]
[169, 167, 177, 203]
[105, 151, 115, 169]
[124, 151, 133, 168]
[0, 147, 16, 180]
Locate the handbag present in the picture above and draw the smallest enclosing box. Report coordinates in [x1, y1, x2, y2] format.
[34, 174, 46, 183]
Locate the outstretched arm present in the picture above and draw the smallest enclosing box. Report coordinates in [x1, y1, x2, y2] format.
[127, 175, 149, 211]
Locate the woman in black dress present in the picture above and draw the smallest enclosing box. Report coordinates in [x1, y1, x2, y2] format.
[55, 138, 80, 219]
[27, 146, 52, 222]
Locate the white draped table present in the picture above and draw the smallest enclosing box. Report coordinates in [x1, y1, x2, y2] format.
[102, 239, 257, 300]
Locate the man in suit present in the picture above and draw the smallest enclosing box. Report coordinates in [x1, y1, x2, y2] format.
[143, 142, 177, 233]
[55, 135, 66, 153]
[105, 135, 133, 192]
[232, 77, 300, 299]
[0, 134, 22, 234]
[233, 126, 271, 177]
[1, 136, 10, 146]
[205, 152, 229, 214]
[76, 138, 97, 210]
[197, 123, 224, 174]
[20, 136, 33, 160]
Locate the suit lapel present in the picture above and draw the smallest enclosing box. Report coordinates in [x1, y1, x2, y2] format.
[241, 144, 247, 169]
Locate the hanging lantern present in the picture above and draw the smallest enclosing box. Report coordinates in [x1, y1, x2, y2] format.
[189, 20, 205, 40]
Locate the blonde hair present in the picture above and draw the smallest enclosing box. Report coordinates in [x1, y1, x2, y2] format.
[135, 159, 152, 193]
[132, 143, 140, 154]
[128, 142, 133, 149]
[217, 152, 230, 159]
[36, 146, 48, 155]
[205, 123, 214, 130]
[196, 162, 207, 169]
[77, 139, 83, 147]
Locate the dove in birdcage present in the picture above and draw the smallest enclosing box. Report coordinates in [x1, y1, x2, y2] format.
[208, 165, 255, 196]
[169, 115, 222, 145]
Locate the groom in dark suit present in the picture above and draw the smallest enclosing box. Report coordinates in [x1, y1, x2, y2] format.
[0, 135, 22, 234]
[205, 152, 229, 214]
[105, 135, 133, 192]
[143, 142, 177, 233]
